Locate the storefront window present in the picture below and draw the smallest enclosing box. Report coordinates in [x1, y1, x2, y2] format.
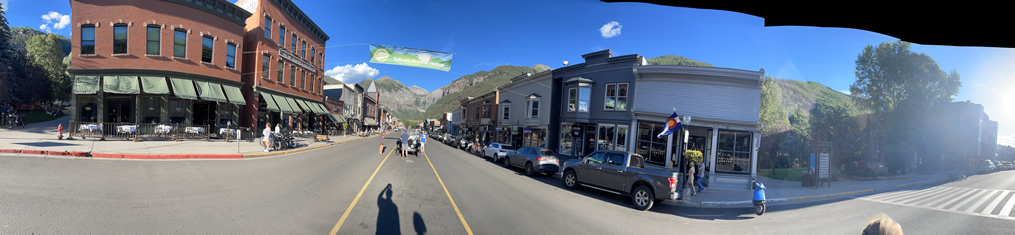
[616, 125, 628, 151]
[716, 130, 752, 174]
[637, 121, 667, 164]
[169, 99, 187, 124]
[77, 96, 97, 122]
[141, 96, 161, 123]
[598, 124, 615, 151]
[560, 123, 574, 155]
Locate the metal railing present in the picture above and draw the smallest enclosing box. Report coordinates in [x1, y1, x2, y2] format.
[68, 120, 214, 141]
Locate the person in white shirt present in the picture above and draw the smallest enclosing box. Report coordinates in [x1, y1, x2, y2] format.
[262, 123, 272, 152]
[275, 124, 281, 134]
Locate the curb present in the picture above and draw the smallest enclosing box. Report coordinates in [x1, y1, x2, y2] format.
[1, 149, 91, 157]
[0, 135, 372, 160]
[242, 135, 370, 158]
[666, 177, 952, 208]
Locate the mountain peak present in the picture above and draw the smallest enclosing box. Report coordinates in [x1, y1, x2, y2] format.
[533, 64, 550, 71]
[377, 76, 394, 81]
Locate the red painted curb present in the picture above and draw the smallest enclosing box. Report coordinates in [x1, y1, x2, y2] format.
[118, 154, 243, 159]
[91, 153, 124, 159]
[0, 149, 22, 154]
[21, 150, 45, 155]
[69, 151, 89, 157]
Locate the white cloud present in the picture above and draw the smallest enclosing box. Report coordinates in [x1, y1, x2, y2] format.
[324, 63, 380, 84]
[600, 21, 622, 38]
[40, 11, 71, 33]
[0, 0, 9, 12]
[838, 90, 851, 95]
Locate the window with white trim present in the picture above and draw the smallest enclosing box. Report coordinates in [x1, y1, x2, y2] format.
[502, 103, 510, 120]
[604, 83, 628, 111]
[527, 98, 540, 119]
[113, 24, 128, 54]
[567, 88, 576, 112]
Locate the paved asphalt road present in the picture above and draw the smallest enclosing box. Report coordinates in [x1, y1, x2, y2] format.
[2, 132, 1013, 234]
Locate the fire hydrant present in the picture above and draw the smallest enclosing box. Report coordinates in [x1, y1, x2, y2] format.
[57, 124, 64, 140]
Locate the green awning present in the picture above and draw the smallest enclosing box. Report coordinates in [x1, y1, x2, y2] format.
[330, 114, 346, 123]
[277, 96, 298, 113]
[103, 75, 140, 94]
[315, 103, 330, 114]
[170, 77, 199, 100]
[317, 103, 331, 114]
[301, 100, 323, 114]
[222, 84, 246, 105]
[195, 81, 228, 102]
[286, 97, 306, 113]
[73, 75, 100, 94]
[140, 76, 170, 94]
[259, 92, 281, 112]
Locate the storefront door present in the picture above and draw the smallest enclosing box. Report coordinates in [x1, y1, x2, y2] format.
[106, 97, 132, 123]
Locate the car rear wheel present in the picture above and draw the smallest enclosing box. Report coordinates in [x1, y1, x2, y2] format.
[524, 163, 535, 176]
[563, 170, 578, 189]
[632, 185, 655, 211]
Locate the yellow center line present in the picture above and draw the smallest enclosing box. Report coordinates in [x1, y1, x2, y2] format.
[329, 140, 394, 235]
[423, 152, 474, 235]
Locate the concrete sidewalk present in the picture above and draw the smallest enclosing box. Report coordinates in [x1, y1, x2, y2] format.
[666, 171, 952, 208]
[0, 115, 373, 159]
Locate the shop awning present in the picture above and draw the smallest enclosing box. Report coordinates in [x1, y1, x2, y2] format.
[317, 103, 331, 114]
[222, 84, 246, 105]
[170, 77, 199, 100]
[330, 114, 346, 123]
[140, 76, 170, 94]
[302, 100, 327, 114]
[279, 96, 299, 113]
[259, 92, 281, 112]
[73, 75, 100, 94]
[194, 81, 228, 102]
[103, 75, 140, 94]
[286, 97, 305, 113]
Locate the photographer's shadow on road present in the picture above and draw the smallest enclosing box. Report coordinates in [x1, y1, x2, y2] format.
[413, 212, 427, 235]
[376, 183, 400, 235]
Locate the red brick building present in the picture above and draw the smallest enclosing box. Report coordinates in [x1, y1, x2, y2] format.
[68, 0, 330, 136]
[69, 0, 252, 131]
[238, 0, 330, 131]
[460, 90, 499, 145]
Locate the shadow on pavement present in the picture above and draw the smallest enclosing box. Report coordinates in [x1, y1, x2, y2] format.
[376, 183, 400, 235]
[413, 212, 427, 235]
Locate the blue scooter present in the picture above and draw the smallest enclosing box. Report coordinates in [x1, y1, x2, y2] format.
[752, 178, 767, 216]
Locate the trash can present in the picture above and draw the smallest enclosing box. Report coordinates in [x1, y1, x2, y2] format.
[802, 171, 814, 187]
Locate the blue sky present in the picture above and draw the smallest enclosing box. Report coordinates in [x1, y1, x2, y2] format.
[5, 0, 1015, 146]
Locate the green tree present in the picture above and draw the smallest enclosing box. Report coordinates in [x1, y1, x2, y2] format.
[850, 40, 961, 174]
[0, 2, 13, 103]
[760, 75, 789, 135]
[25, 34, 70, 101]
[809, 101, 865, 175]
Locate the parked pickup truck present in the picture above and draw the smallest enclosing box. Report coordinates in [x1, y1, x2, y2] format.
[561, 150, 680, 210]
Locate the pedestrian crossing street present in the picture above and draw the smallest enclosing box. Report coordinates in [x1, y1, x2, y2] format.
[854, 186, 1015, 220]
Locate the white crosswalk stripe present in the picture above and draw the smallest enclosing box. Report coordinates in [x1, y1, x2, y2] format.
[854, 186, 1015, 220]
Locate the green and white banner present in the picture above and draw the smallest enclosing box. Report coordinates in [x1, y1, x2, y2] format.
[369, 44, 453, 72]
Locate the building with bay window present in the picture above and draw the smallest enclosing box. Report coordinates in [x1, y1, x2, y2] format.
[497, 70, 552, 148]
[548, 49, 765, 188]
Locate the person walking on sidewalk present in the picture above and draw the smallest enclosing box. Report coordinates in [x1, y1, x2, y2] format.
[695, 161, 706, 193]
[687, 161, 697, 196]
[262, 123, 272, 152]
[400, 130, 410, 159]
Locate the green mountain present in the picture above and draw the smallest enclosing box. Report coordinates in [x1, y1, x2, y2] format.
[774, 79, 859, 117]
[358, 76, 442, 122]
[646, 55, 714, 67]
[8, 27, 72, 56]
[421, 64, 551, 119]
